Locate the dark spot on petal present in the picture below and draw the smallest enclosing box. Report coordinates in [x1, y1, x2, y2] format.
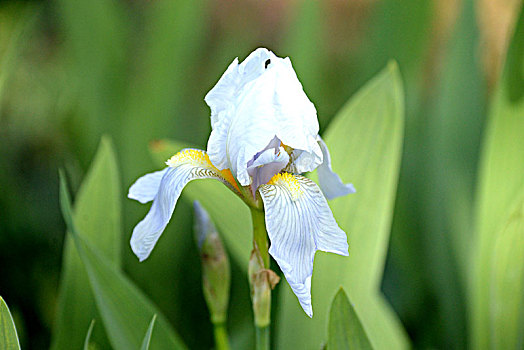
[265, 59, 271, 69]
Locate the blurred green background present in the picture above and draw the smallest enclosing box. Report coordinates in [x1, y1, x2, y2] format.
[1, 0, 522, 348]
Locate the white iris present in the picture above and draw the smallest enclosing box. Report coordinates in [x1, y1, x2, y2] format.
[128, 48, 355, 317]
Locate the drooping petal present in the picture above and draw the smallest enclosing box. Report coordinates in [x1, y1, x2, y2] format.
[130, 149, 233, 261]
[258, 173, 349, 316]
[317, 136, 356, 200]
[205, 48, 322, 185]
[128, 169, 169, 204]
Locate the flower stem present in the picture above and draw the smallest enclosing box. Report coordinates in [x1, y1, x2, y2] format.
[255, 325, 270, 350]
[250, 207, 269, 268]
[213, 322, 230, 350]
[249, 207, 272, 350]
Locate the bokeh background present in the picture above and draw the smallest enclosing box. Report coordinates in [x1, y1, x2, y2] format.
[1, 0, 522, 348]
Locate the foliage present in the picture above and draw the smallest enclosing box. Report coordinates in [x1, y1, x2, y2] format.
[59, 148, 186, 349]
[276, 62, 407, 349]
[328, 289, 373, 350]
[1, 0, 523, 349]
[471, 3, 524, 348]
[0, 297, 21, 350]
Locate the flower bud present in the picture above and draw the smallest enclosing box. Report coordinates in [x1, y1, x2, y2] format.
[193, 201, 231, 325]
[249, 249, 280, 328]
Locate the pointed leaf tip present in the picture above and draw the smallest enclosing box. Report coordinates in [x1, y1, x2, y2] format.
[0, 296, 21, 350]
[140, 315, 157, 350]
[83, 320, 95, 350]
[328, 288, 373, 350]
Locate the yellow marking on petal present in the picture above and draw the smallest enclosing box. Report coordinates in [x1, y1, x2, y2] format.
[166, 149, 214, 168]
[166, 149, 241, 193]
[220, 168, 241, 192]
[268, 172, 303, 200]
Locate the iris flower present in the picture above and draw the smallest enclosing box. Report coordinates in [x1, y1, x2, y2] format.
[128, 48, 355, 317]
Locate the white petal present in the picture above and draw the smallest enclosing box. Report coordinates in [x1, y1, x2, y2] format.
[273, 58, 322, 172]
[205, 48, 322, 185]
[317, 136, 356, 200]
[248, 147, 288, 169]
[128, 169, 169, 204]
[258, 173, 349, 317]
[130, 149, 228, 261]
[284, 144, 323, 174]
[206, 58, 240, 120]
[247, 146, 289, 196]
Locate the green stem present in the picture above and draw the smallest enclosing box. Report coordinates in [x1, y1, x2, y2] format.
[213, 322, 230, 350]
[255, 325, 270, 350]
[250, 207, 269, 268]
[250, 207, 272, 350]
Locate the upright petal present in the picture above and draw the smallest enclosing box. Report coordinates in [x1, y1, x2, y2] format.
[130, 149, 233, 261]
[258, 173, 349, 316]
[205, 48, 322, 185]
[128, 169, 168, 204]
[273, 58, 322, 173]
[317, 136, 356, 200]
[205, 48, 278, 176]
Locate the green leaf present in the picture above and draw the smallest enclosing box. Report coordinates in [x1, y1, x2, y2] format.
[59, 172, 187, 350]
[149, 140, 252, 268]
[328, 289, 373, 350]
[416, 0, 484, 346]
[0, 297, 20, 350]
[83, 320, 95, 350]
[52, 137, 121, 349]
[490, 192, 524, 349]
[276, 63, 408, 349]
[471, 4, 524, 348]
[140, 315, 157, 350]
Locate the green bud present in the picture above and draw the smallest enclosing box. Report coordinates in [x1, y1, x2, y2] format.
[193, 201, 231, 325]
[249, 249, 280, 328]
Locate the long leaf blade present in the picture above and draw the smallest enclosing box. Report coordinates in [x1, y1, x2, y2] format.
[471, 4, 524, 348]
[276, 63, 408, 349]
[59, 172, 186, 350]
[52, 137, 121, 349]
